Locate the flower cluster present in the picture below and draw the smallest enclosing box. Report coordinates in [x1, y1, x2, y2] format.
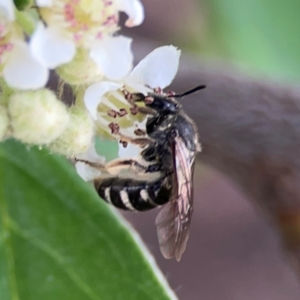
[0, 0, 181, 181]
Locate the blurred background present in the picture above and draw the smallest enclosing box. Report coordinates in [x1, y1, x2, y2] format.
[120, 0, 300, 299]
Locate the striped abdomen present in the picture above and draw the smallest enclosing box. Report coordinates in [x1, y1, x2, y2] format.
[94, 176, 172, 211]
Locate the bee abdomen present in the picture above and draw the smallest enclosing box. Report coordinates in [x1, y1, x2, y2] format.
[94, 176, 172, 211]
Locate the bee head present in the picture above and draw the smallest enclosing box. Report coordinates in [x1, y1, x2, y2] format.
[144, 95, 180, 115]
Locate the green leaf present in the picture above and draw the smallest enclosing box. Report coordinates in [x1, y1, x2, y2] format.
[203, 0, 300, 80]
[15, 10, 36, 35]
[13, 0, 32, 10]
[0, 139, 176, 300]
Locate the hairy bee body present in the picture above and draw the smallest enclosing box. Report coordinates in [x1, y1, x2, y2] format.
[94, 175, 172, 211]
[128, 88, 203, 261]
[77, 85, 205, 260]
[94, 106, 177, 211]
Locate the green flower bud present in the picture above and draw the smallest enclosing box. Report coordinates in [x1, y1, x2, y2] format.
[9, 89, 69, 144]
[49, 105, 94, 157]
[56, 48, 103, 86]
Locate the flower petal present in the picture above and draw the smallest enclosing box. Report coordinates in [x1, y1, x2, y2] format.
[3, 41, 48, 90]
[0, 0, 15, 21]
[90, 36, 133, 80]
[123, 78, 152, 95]
[75, 162, 101, 182]
[128, 45, 181, 89]
[75, 145, 105, 181]
[115, 0, 144, 27]
[118, 142, 141, 159]
[36, 0, 53, 7]
[84, 81, 121, 119]
[30, 22, 76, 69]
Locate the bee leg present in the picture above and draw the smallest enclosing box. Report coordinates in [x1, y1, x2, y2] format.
[129, 102, 156, 116]
[105, 158, 148, 174]
[106, 158, 168, 175]
[73, 158, 107, 171]
[75, 156, 152, 175]
[145, 163, 164, 173]
[136, 106, 156, 115]
[118, 133, 155, 149]
[110, 159, 167, 176]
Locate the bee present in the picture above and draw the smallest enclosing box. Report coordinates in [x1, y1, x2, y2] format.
[75, 85, 205, 261]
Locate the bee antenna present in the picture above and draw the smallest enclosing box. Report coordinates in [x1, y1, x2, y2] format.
[172, 85, 206, 98]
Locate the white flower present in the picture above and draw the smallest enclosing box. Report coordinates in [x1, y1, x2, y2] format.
[126, 46, 181, 89]
[0, 0, 14, 21]
[118, 135, 143, 158]
[33, 0, 143, 72]
[84, 81, 121, 120]
[84, 45, 181, 120]
[0, 0, 48, 89]
[83, 45, 181, 162]
[30, 22, 76, 69]
[89, 35, 133, 80]
[115, 0, 144, 27]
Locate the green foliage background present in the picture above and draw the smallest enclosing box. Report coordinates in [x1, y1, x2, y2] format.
[200, 0, 300, 81]
[0, 140, 176, 300]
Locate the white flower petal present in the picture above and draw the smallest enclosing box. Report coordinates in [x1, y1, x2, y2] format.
[30, 22, 76, 69]
[118, 142, 141, 158]
[36, 0, 53, 7]
[115, 0, 144, 27]
[128, 45, 181, 89]
[0, 0, 15, 21]
[3, 41, 48, 90]
[75, 162, 101, 182]
[84, 81, 121, 119]
[75, 145, 105, 181]
[90, 36, 133, 80]
[123, 78, 152, 95]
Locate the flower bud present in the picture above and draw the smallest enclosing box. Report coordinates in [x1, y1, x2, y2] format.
[0, 105, 9, 141]
[48, 105, 94, 157]
[56, 48, 104, 85]
[9, 89, 69, 144]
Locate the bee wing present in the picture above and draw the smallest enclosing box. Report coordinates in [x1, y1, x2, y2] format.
[155, 136, 196, 261]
